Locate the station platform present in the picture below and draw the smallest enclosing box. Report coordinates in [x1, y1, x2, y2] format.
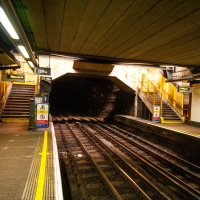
[0, 121, 63, 200]
[114, 115, 200, 166]
[115, 115, 200, 138]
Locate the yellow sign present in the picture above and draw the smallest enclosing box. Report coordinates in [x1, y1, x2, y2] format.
[40, 105, 45, 110]
[36, 103, 49, 128]
[37, 110, 48, 114]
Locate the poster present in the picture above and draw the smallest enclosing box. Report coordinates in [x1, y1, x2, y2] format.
[36, 103, 49, 128]
[152, 106, 160, 122]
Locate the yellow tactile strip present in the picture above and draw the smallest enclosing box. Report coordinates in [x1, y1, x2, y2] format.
[22, 131, 54, 200]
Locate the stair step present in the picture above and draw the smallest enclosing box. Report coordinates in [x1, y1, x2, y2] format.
[1, 115, 29, 118]
[11, 87, 34, 90]
[3, 110, 29, 113]
[11, 89, 34, 92]
[163, 111, 179, 115]
[12, 85, 34, 87]
[162, 119, 183, 124]
[4, 108, 29, 111]
[8, 96, 32, 98]
[9, 94, 33, 97]
[6, 102, 29, 107]
[163, 113, 177, 116]
[12, 87, 34, 90]
[11, 91, 34, 94]
[163, 117, 180, 120]
[7, 99, 30, 102]
[8, 97, 32, 100]
[163, 115, 179, 118]
[6, 105, 29, 108]
[9, 92, 34, 94]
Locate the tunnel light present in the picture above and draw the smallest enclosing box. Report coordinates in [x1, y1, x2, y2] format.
[28, 61, 34, 68]
[0, 7, 19, 39]
[18, 45, 30, 58]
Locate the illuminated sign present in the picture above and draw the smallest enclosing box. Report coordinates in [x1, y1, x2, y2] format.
[1, 73, 25, 82]
[178, 86, 191, 93]
[34, 67, 51, 75]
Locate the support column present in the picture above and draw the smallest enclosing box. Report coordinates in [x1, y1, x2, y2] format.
[134, 93, 138, 117]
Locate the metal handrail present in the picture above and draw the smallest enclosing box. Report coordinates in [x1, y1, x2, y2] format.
[127, 70, 183, 117]
[140, 75, 183, 116]
[142, 74, 184, 116]
[0, 81, 12, 117]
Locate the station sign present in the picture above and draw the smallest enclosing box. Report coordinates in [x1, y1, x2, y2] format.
[34, 67, 51, 75]
[152, 106, 160, 123]
[36, 103, 49, 128]
[178, 86, 192, 93]
[1, 73, 25, 82]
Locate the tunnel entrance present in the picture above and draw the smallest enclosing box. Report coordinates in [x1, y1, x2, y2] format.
[49, 75, 135, 121]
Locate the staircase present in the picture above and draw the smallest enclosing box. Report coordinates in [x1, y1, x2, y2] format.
[145, 92, 182, 122]
[1, 84, 35, 120]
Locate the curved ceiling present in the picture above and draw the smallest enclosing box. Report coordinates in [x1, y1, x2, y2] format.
[1, 0, 200, 68]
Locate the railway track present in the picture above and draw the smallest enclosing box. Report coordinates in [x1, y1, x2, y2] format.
[53, 115, 200, 199]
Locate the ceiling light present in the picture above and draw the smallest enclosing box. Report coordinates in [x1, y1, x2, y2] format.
[0, 7, 19, 39]
[18, 45, 30, 58]
[28, 61, 34, 68]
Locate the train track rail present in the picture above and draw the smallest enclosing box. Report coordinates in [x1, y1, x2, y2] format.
[53, 115, 200, 199]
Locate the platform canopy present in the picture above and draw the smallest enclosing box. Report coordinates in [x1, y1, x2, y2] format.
[0, 0, 200, 71]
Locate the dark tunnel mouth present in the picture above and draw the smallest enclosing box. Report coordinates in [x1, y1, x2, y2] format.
[49, 75, 135, 120]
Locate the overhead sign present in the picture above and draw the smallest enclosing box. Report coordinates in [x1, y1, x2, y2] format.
[152, 106, 160, 123]
[1, 73, 25, 82]
[178, 86, 192, 93]
[34, 67, 51, 75]
[36, 103, 49, 128]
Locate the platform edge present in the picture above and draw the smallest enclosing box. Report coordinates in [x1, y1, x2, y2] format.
[51, 122, 64, 200]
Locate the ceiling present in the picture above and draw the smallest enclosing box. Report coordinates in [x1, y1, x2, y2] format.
[1, 0, 200, 69]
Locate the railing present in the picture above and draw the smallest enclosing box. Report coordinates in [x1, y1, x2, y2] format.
[139, 72, 184, 116]
[120, 66, 184, 117]
[0, 79, 12, 117]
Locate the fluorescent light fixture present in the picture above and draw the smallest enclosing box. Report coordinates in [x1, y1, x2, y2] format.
[18, 45, 30, 58]
[0, 7, 19, 39]
[28, 61, 34, 68]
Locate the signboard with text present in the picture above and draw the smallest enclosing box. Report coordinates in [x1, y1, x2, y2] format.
[178, 86, 192, 93]
[34, 67, 51, 75]
[1, 73, 25, 82]
[152, 106, 160, 123]
[36, 103, 49, 128]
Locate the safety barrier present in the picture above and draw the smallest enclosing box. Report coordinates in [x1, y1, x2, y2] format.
[0, 72, 12, 117]
[116, 66, 184, 117]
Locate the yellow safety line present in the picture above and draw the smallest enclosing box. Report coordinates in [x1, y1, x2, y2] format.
[35, 131, 49, 200]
